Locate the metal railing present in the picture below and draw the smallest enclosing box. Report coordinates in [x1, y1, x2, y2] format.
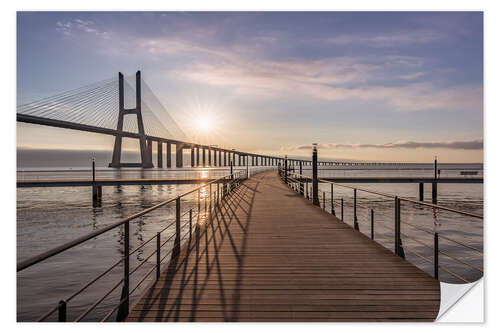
[279, 167, 483, 283]
[17, 169, 252, 322]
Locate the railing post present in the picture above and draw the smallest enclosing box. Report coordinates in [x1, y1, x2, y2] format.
[394, 196, 398, 254]
[299, 161, 304, 195]
[58, 300, 67, 322]
[209, 183, 212, 214]
[434, 232, 439, 279]
[198, 188, 201, 212]
[398, 198, 405, 259]
[189, 208, 193, 234]
[156, 232, 160, 280]
[353, 189, 359, 231]
[174, 197, 181, 257]
[312, 144, 319, 206]
[284, 155, 288, 184]
[393, 197, 405, 258]
[116, 220, 129, 321]
[370, 209, 374, 240]
[341, 198, 344, 221]
[330, 183, 335, 216]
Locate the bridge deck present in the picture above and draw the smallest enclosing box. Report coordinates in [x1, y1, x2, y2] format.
[127, 171, 440, 322]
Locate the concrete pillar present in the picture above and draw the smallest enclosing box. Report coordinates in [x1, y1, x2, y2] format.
[224, 151, 227, 166]
[218, 150, 222, 167]
[419, 183, 424, 201]
[157, 141, 163, 168]
[166, 142, 171, 168]
[196, 147, 200, 166]
[191, 147, 195, 167]
[176, 143, 183, 168]
[202, 148, 206, 167]
[147, 139, 153, 167]
[208, 148, 211, 166]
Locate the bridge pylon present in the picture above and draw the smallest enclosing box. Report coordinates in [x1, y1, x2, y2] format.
[109, 71, 154, 168]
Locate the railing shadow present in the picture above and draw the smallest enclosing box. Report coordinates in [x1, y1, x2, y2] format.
[132, 175, 260, 321]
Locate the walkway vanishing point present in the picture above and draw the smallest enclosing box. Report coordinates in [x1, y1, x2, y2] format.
[127, 171, 440, 322]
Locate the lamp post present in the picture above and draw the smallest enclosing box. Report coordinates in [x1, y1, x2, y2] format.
[312, 143, 319, 206]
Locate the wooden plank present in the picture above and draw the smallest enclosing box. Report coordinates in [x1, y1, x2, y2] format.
[127, 171, 440, 322]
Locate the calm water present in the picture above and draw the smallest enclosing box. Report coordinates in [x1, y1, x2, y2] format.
[17, 164, 483, 321]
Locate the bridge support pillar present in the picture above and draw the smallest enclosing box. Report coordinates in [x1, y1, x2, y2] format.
[109, 71, 153, 168]
[202, 149, 206, 167]
[146, 139, 153, 166]
[157, 142, 163, 168]
[419, 182, 424, 201]
[218, 151, 222, 167]
[208, 148, 211, 166]
[166, 142, 171, 168]
[191, 147, 195, 167]
[196, 147, 200, 166]
[176, 143, 183, 168]
[224, 151, 227, 166]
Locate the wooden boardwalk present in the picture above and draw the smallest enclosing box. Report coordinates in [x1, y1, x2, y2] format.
[127, 171, 440, 322]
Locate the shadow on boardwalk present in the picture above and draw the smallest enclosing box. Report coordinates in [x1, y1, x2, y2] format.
[129, 176, 260, 321]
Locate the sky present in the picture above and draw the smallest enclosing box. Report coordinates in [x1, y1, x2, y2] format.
[16, 11, 483, 162]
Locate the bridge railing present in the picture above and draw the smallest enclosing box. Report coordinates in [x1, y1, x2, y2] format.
[17, 169, 250, 322]
[279, 168, 483, 284]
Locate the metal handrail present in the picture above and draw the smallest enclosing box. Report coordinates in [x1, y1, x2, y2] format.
[281, 167, 483, 284]
[287, 170, 484, 217]
[19, 169, 249, 322]
[18, 172, 242, 272]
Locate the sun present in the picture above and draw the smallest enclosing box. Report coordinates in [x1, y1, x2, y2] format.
[197, 116, 212, 131]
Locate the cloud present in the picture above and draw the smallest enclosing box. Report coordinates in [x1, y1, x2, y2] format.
[322, 30, 445, 48]
[294, 139, 483, 151]
[56, 18, 110, 38]
[399, 72, 426, 80]
[53, 17, 482, 113]
[173, 60, 482, 112]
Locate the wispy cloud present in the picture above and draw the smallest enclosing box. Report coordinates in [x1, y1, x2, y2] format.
[321, 30, 445, 48]
[56, 18, 110, 38]
[294, 139, 483, 151]
[53, 16, 483, 113]
[399, 72, 426, 80]
[174, 60, 482, 112]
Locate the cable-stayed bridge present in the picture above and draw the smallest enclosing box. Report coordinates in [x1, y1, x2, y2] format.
[17, 71, 415, 169]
